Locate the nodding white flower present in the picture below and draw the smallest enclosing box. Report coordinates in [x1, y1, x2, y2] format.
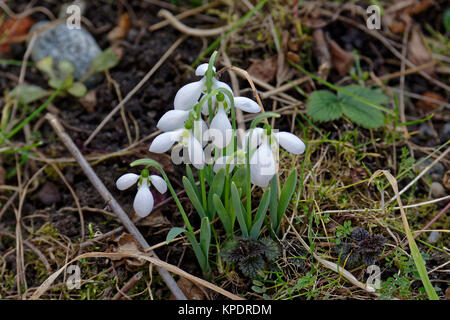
[149, 127, 206, 169]
[174, 63, 231, 111]
[208, 97, 261, 148]
[245, 128, 306, 187]
[116, 172, 167, 217]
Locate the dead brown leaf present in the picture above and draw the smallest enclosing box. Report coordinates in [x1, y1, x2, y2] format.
[442, 170, 450, 190]
[107, 13, 131, 41]
[407, 0, 433, 16]
[416, 91, 445, 112]
[407, 26, 434, 76]
[247, 55, 278, 83]
[80, 90, 97, 113]
[0, 17, 35, 54]
[110, 233, 146, 271]
[327, 37, 354, 77]
[136, 210, 170, 227]
[170, 277, 205, 300]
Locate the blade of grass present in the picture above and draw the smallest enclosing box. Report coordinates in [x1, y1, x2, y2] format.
[369, 170, 439, 300]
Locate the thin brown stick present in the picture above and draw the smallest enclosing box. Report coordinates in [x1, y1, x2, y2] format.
[156, 9, 231, 37]
[112, 271, 143, 300]
[44, 113, 187, 300]
[149, 0, 223, 32]
[84, 36, 187, 147]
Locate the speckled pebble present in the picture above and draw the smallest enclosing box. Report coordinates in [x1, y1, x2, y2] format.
[430, 181, 446, 198]
[416, 157, 444, 182]
[30, 21, 102, 88]
[427, 231, 441, 244]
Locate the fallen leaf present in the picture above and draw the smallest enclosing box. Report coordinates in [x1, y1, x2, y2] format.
[110, 233, 146, 271]
[107, 13, 131, 42]
[80, 90, 97, 113]
[169, 278, 205, 300]
[442, 170, 450, 190]
[247, 55, 278, 83]
[37, 182, 61, 206]
[407, 26, 434, 76]
[136, 210, 170, 227]
[327, 37, 354, 76]
[407, 0, 433, 16]
[313, 29, 331, 80]
[416, 91, 445, 112]
[286, 51, 300, 63]
[0, 17, 35, 54]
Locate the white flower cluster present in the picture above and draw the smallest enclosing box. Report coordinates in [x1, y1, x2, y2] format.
[148, 63, 306, 187]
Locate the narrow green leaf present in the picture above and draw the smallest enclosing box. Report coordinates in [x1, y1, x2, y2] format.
[185, 164, 200, 199]
[250, 187, 271, 238]
[185, 232, 210, 274]
[231, 182, 249, 237]
[165, 227, 186, 244]
[213, 194, 232, 236]
[269, 175, 279, 233]
[200, 217, 211, 258]
[207, 168, 226, 218]
[182, 176, 206, 219]
[276, 169, 298, 234]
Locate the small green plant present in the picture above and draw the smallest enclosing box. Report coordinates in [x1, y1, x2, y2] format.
[36, 57, 87, 98]
[118, 52, 305, 277]
[334, 220, 353, 246]
[306, 85, 389, 129]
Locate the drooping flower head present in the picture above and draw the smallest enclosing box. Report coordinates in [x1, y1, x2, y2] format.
[116, 169, 167, 217]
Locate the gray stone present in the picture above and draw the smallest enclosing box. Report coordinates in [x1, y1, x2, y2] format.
[427, 231, 441, 244]
[440, 123, 450, 143]
[430, 182, 446, 198]
[416, 157, 444, 182]
[30, 21, 102, 88]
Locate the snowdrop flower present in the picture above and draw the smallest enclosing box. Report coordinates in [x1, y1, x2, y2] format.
[174, 63, 231, 111]
[245, 127, 306, 187]
[209, 94, 261, 148]
[149, 125, 206, 169]
[116, 171, 167, 217]
[174, 63, 261, 117]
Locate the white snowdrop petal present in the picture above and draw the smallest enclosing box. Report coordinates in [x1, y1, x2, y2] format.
[149, 175, 167, 194]
[234, 96, 261, 113]
[274, 132, 305, 155]
[244, 127, 265, 153]
[187, 133, 205, 170]
[157, 110, 189, 132]
[209, 105, 232, 148]
[250, 143, 276, 188]
[195, 63, 216, 76]
[116, 173, 140, 190]
[149, 131, 181, 153]
[133, 184, 154, 217]
[174, 79, 205, 110]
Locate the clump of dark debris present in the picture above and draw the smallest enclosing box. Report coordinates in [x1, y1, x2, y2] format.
[222, 237, 281, 279]
[334, 227, 386, 268]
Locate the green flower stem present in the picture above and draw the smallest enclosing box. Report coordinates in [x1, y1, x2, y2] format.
[199, 168, 207, 210]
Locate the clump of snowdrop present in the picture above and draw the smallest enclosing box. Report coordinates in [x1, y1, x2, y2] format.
[116, 169, 167, 217]
[118, 52, 307, 276]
